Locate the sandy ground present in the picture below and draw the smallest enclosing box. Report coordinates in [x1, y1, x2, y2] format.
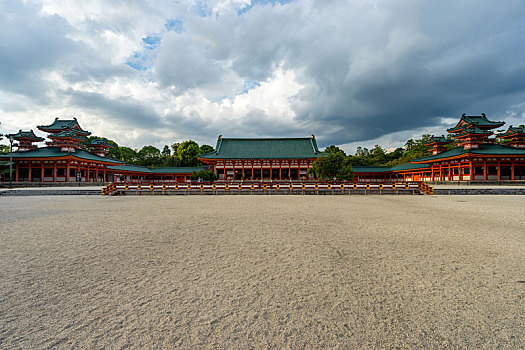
[0, 195, 524, 349]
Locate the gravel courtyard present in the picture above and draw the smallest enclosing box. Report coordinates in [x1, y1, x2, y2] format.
[1, 195, 524, 348]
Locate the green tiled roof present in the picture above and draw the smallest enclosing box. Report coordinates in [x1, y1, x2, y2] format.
[38, 118, 91, 135]
[106, 165, 150, 173]
[150, 166, 209, 174]
[497, 126, 525, 138]
[452, 126, 493, 138]
[107, 165, 208, 174]
[49, 130, 88, 142]
[425, 135, 451, 145]
[462, 114, 504, 127]
[86, 138, 114, 147]
[0, 147, 123, 164]
[413, 144, 525, 163]
[7, 130, 44, 142]
[352, 166, 391, 173]
[199, 137, 321, 160]
[352, 163, 430, 173]
[390, 163, 431, 171]
[447, 113, 504, 133]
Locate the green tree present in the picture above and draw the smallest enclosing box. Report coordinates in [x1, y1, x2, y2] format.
[190, 169, 217, 181]
[309, 152, 353, 180]
[137, 145, 162, 167]
[199, 144, 214, 154]
[0, 144, 9, 154]
[385, 134, 433, 166]
[160, 145, 172, 166]
[324, 145, 346, 156]
[369, 144, 387, 165]
[161, 145, 171, 158]
[106, 146, 138, 163]
[177, 140, 201, 166]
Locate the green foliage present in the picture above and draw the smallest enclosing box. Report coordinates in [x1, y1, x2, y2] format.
[309, 152, 354, 181]
[0, 144, 9, 154]
[314, 133, 435, 175]
[384, 135, 433, 166]
[109, 146, 138, 164]
[161, 145, 171, 158]
[86, 136, 213, 168]
[324, 145, 346, 156]
[137, 145, 161, 167]
[190, 169, 218, 181]
[177, 140, 201, 167]
[199, 144, 214, 154]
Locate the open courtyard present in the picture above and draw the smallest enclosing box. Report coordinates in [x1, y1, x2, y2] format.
[1, 195, 524, 348]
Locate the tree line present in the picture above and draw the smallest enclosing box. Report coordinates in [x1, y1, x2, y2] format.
[310, 134, 435, 180]
[87, 137, 215, 168]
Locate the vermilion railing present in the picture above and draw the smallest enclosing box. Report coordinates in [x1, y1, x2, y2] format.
[102, 181, 433, 195]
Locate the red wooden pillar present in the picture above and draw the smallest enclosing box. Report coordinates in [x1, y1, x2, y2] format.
[469, 161, 473, 181]
[242, 161, 245, 179]
[260, 162, 263, 180]
[483, 160, 487, 180]
[15, 163, 19, 182]
[448, 164, 451, 181]
[41, 163, 44, 182]
[497, 160, 501, 181]
[66, 162, 70, 182]
[270, 161, 273, 180]
[279, 162, 282, 180]
[288, 161, 291, 180]
[511, 159, 515, 180]
[251, 161, 254, 180]
[53, 162, 57, 182]
[28, 162, 32, 182]
[306, 160, 309, 180]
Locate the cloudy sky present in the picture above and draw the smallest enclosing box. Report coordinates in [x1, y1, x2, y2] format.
[1, 0, 525, 152]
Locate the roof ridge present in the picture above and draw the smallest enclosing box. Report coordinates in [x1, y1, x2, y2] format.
[220, 137, 315, 140]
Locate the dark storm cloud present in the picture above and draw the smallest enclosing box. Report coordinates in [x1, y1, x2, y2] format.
[155, 0, 525, 146]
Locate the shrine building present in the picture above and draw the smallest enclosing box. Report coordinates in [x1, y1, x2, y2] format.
[352, 114, 525, 182]
[0, 118, 206, 183]
[198, 136, 321, 180]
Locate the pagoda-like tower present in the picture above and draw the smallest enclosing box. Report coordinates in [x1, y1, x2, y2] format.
[496, 126, 525, 148]
[425, 135, 452, 155]
[7, 130, 45, 151]
[446, 113, 505, 150]
[85, 138, 113, 157]
[37, 118, 91, 152]
[45, 131, 88, 152]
